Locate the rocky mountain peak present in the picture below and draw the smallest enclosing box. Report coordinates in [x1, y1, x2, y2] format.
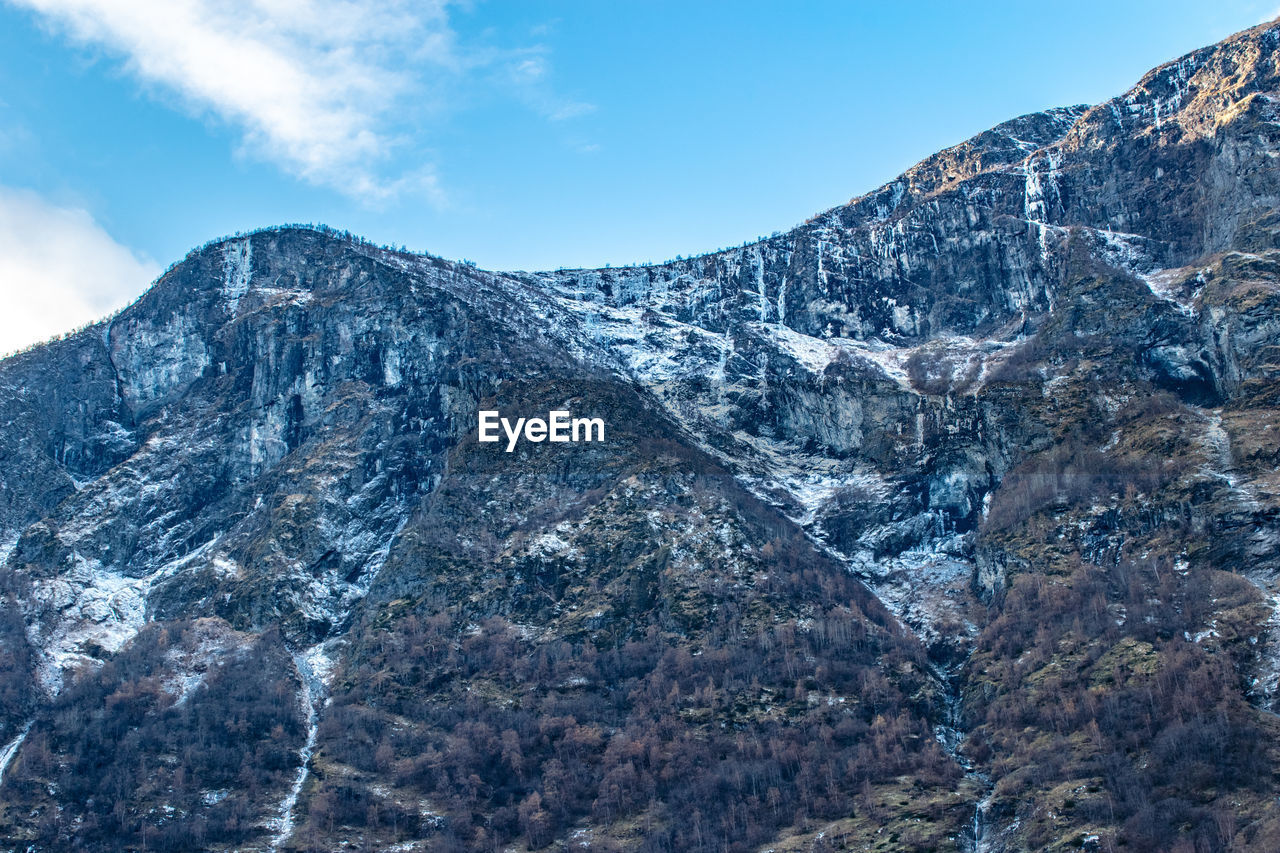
[4, 20, 1280, 853]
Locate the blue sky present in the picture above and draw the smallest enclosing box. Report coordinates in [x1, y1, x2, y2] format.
[0, 0, 1276, 352]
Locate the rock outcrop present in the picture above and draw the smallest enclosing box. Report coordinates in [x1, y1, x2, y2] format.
[4, 18, 1280, 853]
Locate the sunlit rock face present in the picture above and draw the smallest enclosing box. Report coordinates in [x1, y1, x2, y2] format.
[5, 20, 1280, 853]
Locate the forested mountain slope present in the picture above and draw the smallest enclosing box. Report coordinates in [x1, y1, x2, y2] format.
[4, 18, 1280, 853]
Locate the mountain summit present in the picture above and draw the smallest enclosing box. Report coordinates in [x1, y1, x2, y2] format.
[4, 19, 1280, 853]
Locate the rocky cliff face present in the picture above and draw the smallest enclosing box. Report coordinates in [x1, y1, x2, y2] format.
[5, 19, 1280, 853]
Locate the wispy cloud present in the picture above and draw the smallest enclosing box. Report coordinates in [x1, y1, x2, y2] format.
[502, 50, 596, 122]
[0, 186, 160, 354]
[6, 0, 500, 202]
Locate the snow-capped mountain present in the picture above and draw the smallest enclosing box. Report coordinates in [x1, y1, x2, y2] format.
[4, 19, 1280, 853]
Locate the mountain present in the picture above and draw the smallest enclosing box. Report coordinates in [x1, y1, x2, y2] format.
[4, 18, 1280, 853]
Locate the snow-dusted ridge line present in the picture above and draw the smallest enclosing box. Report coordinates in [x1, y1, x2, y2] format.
[367, 244, 994, 651]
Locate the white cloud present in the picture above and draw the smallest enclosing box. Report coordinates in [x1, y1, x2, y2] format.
[502, 49, 596, 122]
[9, 0, 457, 201]
[0, 187, 159, 355]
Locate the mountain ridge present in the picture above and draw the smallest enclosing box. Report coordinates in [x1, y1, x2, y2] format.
[4, 19, 1280, 853]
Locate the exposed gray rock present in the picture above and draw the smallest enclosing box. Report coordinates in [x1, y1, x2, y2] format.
[5, 18, 1280, 853]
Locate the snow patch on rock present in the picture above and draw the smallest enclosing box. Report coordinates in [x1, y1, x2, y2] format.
[267, 641, 339, 851]
[26, 541, 215, 695]
[222, 238, 253, 316]
[160, 619, 246, 705]
[0, 719, 32, 787]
